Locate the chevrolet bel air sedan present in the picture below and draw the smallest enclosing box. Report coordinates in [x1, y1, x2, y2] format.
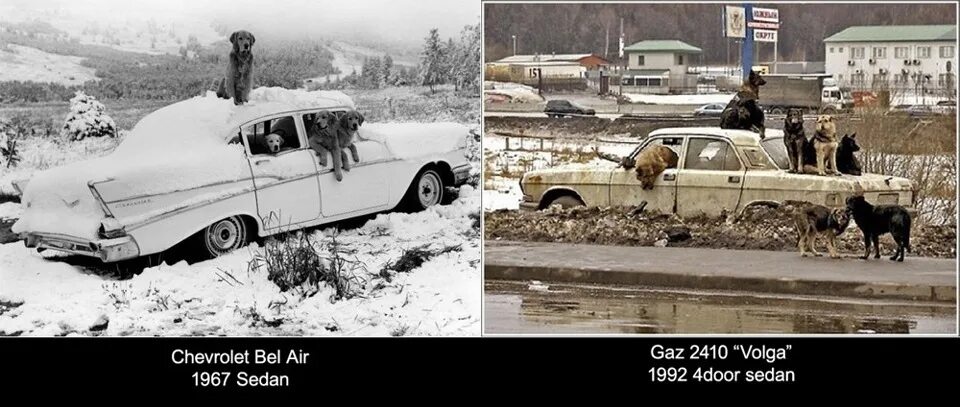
[519, 127, 917, 217]
[12, 89, 472, 262]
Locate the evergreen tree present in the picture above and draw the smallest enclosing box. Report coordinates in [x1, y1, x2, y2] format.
[61, 91, 117, 141]
[382, 55, 394, 86]
[420, 28, 445, 93]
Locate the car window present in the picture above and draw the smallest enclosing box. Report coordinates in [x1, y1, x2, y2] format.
[684, 138, 741, 171]
[240, 115, 301, 156]
[634, 137, 682, 166]
[760, 138, 790, 170]
[741, 146, 775, 169]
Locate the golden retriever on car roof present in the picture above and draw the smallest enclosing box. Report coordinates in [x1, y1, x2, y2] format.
[215, 30, 255, 105]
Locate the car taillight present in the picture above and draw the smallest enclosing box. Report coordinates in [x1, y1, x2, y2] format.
[98, 217, 126, 239]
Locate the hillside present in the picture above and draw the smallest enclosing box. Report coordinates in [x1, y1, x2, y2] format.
[0, 44, 98, 86]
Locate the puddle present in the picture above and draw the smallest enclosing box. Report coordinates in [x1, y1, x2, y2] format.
[485, 280, 956, 334]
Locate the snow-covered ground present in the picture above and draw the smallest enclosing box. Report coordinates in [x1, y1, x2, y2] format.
[483, 81, 545, 103]
[0, 44, 99, 86]
[307, 40, 417, 85]
[623, 93, 733, 105]
[0, 185, 480, 336]
[483, 177, 521, 211]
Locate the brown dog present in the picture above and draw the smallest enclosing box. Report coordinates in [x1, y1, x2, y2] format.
[306, 110, 343, 178]
[782, 200, 850, 258]
[216, 30, 255, 105]
[334, 110, 364, 172]
[634, 145, 679, 190]
[813, 114, 839, 176]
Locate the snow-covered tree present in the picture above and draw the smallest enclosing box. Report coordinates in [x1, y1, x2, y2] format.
[419, 28, 446, 93]
[443, 38, 459, 90]
[61, 91, 117, 141]
[382, 55, 394, 86]
[457, 24, 481, 94]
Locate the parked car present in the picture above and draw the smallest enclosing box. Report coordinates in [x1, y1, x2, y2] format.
[544, 99, 596, 118]
[518, 127, 916, 218]
[933, 100, 956, 115]
[887, 104, 937, 118]
[693, 103, 726, 116]
[12, 91, 472, 262]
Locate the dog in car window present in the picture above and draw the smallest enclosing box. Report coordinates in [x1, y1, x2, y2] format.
[260, 133, 284, 153]
[307, 110, 363, 182]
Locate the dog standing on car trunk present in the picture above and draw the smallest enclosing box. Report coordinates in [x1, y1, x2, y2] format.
[216, 30, 255, 105]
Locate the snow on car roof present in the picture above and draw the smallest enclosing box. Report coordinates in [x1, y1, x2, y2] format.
[649, 127, 785, 146]
[114, 87, 354, 156]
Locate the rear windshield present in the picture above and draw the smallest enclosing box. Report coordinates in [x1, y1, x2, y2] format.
[760, 138, 790, 170]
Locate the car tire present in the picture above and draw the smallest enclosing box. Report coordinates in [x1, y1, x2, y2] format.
[770, 107, 785, 115]
[546, 195, 584, 209]
[197, 215, 248, 258]
[401, 168, 445, 211]
[821, 106, 837, 115]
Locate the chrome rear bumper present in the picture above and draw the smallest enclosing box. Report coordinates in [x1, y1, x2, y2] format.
[23, 233, 140, 263]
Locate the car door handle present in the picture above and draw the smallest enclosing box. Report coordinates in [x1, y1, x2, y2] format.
[728, 176, 741, 183]
[663, 173, 676, 181]
[254, 159, 270, 166]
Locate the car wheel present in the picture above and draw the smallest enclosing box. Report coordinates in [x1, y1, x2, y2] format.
[402, 168, 444, 211]
[546, 195, 584, 209]
[770, 107, 785, 115]
[821, 107, 837, 115]
[199, 216, 248, 258]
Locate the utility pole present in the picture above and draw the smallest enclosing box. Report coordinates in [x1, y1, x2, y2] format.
[512, 35, 517, 56]
[741, 3, 754, 81]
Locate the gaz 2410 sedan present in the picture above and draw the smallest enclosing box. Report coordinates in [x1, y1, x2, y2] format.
[519, 127, 917, 217]
[12, 89, 473, 262]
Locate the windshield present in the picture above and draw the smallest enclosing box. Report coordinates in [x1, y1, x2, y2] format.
[760, 137, 790, 170]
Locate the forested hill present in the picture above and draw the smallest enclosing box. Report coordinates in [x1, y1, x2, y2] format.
[484, 3, 955, 63]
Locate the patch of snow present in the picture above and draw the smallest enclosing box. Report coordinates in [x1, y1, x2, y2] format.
[623, 93, 734, 105]
[0, 44, 99, 86]
[483, 177, 522, 212]
[0, 186, 480, 336]
[0, 202, 22, 219]
[360, 122, 469, 159]
[484, 81, 545, 103]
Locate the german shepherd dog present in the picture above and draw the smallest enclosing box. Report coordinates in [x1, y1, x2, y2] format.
[836, 133, 862, 175]
[782, 200, 850, 258]
[813, 114, 839, 176]
[720, 70, 767, 138]
[215, 30, 255, 105]
[846, 195, 912, 261]
[783, 108, 806, 173]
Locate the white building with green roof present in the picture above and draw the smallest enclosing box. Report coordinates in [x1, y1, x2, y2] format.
[622, 40, 702, 94]
[824, 24, 956, 93]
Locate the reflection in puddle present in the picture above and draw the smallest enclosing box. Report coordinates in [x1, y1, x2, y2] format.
[485, 281, 956, 334]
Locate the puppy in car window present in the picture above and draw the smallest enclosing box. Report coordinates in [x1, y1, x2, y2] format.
[261, 132, 284, 154]
[337, 110, 364, 168]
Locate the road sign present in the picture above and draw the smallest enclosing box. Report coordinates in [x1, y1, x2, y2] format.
[747, 21, 779, 30]
[752, 7, 779, 23]
[725, 5, 746, 38]
[754, 29, 778, 43]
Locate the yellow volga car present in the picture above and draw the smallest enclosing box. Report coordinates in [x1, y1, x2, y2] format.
[519, 127, 917, 217]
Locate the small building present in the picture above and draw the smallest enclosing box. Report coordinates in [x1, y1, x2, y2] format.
[824, 25, 957, 93]
[493, 53, 611, 71]
[622, 40, 702, 94]
[505, 61, 586, 80]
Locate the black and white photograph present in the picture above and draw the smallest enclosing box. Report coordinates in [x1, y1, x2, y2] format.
[0, 0, 482, 336]
[483, 2, 957, 334]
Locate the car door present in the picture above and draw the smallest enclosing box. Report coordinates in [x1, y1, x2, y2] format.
[241, 114, 322, 230]
[300, 112, 391, 218]
[608, 136, 682, 213]
[675, 136, 746, 217]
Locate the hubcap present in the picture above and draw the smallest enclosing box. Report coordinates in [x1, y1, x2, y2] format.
[207, 218, 241, 254]
[418, 172, 442, 208]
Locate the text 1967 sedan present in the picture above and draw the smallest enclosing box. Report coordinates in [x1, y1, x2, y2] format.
[12, 89, 472, 262]
[519, 127, 916, 217]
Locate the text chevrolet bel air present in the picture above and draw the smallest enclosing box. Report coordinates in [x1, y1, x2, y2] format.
[519, 127, 916, 217]
[13, 89, 472, 262]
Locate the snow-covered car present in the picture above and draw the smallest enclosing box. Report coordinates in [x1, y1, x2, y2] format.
[518, 127, 917, 217]
[12, 88, 473, 262]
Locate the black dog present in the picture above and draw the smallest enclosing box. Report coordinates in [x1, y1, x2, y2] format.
[846, 195, 911, 261]
[720, 70, 766, 139]
[783, 108, 806, 173]
[836, 133, 862, 175]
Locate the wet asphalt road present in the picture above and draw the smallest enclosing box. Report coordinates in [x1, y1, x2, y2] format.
[485, 280, 956, 334]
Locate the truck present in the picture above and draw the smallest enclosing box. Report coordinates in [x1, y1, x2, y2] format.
[760, 74, 854, 114]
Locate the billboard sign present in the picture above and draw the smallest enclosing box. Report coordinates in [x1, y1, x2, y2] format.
[725, 6, 746, 38]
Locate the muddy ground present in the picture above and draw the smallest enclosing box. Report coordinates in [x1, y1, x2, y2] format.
[485, 205, 957, 259]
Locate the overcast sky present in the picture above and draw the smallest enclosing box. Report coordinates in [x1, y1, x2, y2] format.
[1, 0, 479, 45]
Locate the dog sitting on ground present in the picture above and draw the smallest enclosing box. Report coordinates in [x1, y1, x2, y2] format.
[783, 108, 806, 173]
[812, 114, 839, 176]
[634, 145, 679, 189]
[836, 133, 862, 175]
[782, 200, 850, 258]
[846, 195, 912, 261]
[720, 70, 767, 139]
[215, 30, 255, 105]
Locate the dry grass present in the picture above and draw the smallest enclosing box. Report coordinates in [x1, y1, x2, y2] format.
[249, 231, 365, 301]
